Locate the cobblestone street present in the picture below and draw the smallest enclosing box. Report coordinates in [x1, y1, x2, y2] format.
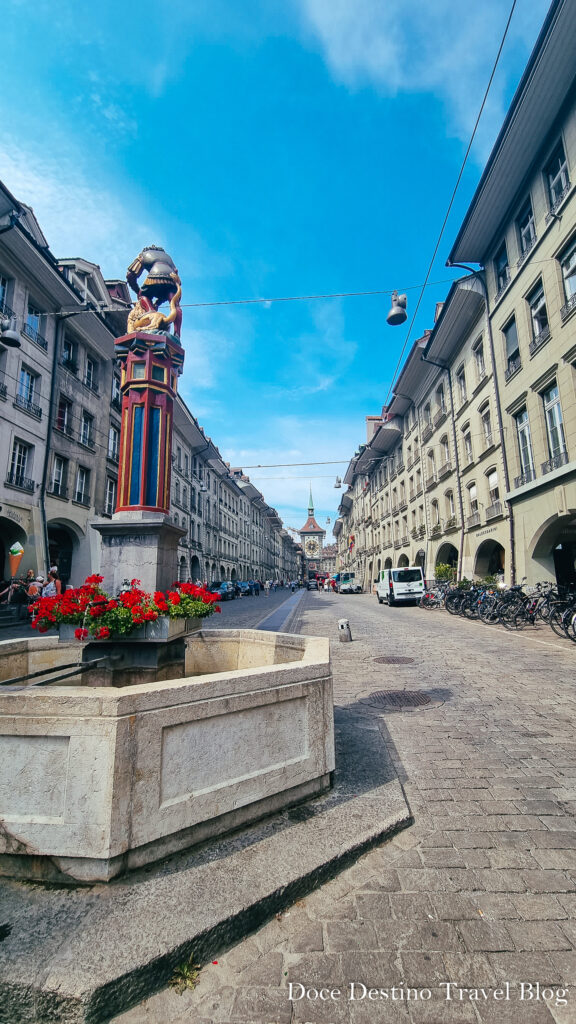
[114, 591, 576, 1024]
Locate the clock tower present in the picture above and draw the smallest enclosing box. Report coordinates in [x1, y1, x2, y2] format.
[299, 487, 326, 575]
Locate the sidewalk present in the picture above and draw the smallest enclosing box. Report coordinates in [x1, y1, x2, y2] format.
[114, 592, 576, 1023]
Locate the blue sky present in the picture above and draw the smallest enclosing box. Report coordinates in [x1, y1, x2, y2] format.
[1, 0, 550, 531]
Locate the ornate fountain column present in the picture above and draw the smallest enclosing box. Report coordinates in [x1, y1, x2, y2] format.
[93, 247, 186, 594]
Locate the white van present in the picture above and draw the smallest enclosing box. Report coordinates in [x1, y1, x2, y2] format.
[376, 567, 425, 605]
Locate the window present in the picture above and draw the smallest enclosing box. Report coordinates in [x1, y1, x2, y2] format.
[175, 480, 180, 504]
[74, 466, 90, 504]
[480, 404, 492, 447]
[184, 454, 189, 476]
[542, 384, 566, 460]
[436, 384, 446, 413]
[112, 376, 121, 405]
[515, 409, 535, 484]
[487, 470, 499, 504]
[446, 490, 455, 517]
[440, 435, 450, 465]
[431, 499, 440, 525]
[176, 446, 182, 470]
[108, 425, 120, 461]
[456, 366, 467, 404]
[473, 339, 485, 380]
[560, 238, 576, 305]
[423, 402, 431, 425]
[527, 282, 549, 343]
[151, 364, 165, 382]
[57, 396, 73, 434]
[468, 483, 478, 514]
[9, 440, 32, 488]
[545, 140, 569, 210]
[183, 486, 188, 507]
[80, 411, 94, 447]
[50, 455, 68, 497]
[516, 198, 536, 255]
[495, 242, 510, 293]
[105, 478, 117, 516]
[85, 356, 98, 392]
[132, 362, 146, 379]
[503, 318, 520, 378]
[62, 337, 78, 372]
[17, 366, 39, 411]
[0, 275, 8, 312]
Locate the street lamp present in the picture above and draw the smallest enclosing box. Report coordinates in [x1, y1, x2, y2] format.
[386, 291, 408, 326]
[0, 317, 21, 348]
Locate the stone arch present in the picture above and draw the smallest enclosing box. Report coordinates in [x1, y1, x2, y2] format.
[47, 519, 85, 585]
[414, 548, 426, 569]
[178, 555, 187, 582]
[474, 538, 505, 578]
[435, 542, 458, 569]
[398, 553, 409, 567]
[220, 565, 226, 579]
[384, 557, 393, 569]
[0, 516, 27, 580]
[211, 562, 217, 579]
[530, 512, 576, 587]
[191, 555, 201, 580]
[230, 567, 237, 580]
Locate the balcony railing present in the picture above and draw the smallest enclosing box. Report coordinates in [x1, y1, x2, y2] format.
[421, 423, 433, 444]
[529, 325, 550, 357]
[545, 180, 571, 223]
[433, 407, 447, 428]
[5, 472, 35, 491]
[14, 393, 42, 418]
[401, 534, 409, 546]
[542, 449, 569, 475]
[486, 501, 503, 521]
[504, 355, 522, 382]
[494, 268, 511, 303]
[61, 357, 78, 375]
[22, 320, 48, 350]
[430, 523, 442, 537]
[514, 468, 536, 488]
[396, 460, 405, 474]
[48, 484, 68, 499]
[444, 516, 458, 532]
[393, 539, 401, 549]
[391, 504, 399, 515]
[516, 233, 537, 268]
[0, 378, 7, 400]
[467, 511, 481, 528]
[560, 293, 576, 322]
[398, 497, 408, 511]
[437, 460, 452, 480]
[0, 299, 16, 320]
[425, 472, 437, 490]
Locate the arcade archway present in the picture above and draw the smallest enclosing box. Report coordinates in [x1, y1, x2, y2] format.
[435, 542, 458, 570]
[531, 513, 576, 587]
[474, 538, 505, 578]
[48, 520, 83, 586]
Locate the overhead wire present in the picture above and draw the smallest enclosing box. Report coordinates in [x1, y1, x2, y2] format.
[381, 0, 519, 412]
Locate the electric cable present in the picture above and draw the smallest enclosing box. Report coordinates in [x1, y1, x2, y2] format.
[381, 0, 519, 412]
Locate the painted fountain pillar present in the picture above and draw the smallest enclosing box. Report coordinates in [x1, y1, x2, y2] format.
[93, 246, 186, 595]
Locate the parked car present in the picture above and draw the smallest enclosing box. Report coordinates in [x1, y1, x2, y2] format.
[307, 580, 318, 590]
[338, 579, 362, 594]
[237, 581, 251, 596]
[209, 581, 235, 601]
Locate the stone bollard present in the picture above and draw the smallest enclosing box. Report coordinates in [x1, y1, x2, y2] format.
[338, 618, 352, 642]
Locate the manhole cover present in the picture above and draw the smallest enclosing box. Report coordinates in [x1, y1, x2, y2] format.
[361, 690, 431, 709]
[373, 656, 415, 665]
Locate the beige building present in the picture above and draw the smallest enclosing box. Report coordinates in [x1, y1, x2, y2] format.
[336, 0, 576, 590]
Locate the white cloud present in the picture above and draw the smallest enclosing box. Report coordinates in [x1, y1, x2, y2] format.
[296, 0, 551, 153]
[0, 138, 161, 277]
[269, 299, 358, 399]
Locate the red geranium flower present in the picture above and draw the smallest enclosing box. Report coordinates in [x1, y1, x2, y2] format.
[74, 628, 89, 640]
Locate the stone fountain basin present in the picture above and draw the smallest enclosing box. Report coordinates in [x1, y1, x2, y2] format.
[0, 629, 333, 883]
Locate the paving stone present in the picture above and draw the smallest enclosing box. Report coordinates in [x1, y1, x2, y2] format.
[442, 953, 497, 986]
[389, 894, 436, 920]
[512, 895, 567, 920]
[474, 999, 556, 1022]
[532, 849, 576, 870]
[505, 921, 573, 951]
[238, 953, 283, 985]
[398, 951, 447, 986]
[428, 895, 486, 921]
[324, 920, 380, 952]
[456, 921, 515, 952]
[548, 951, 576, 982]
[487, 952, 558, 984]
[231, 987, 293, 1022]
[397, 869, 482, 892]
[287, 917, 324, 953]
[356, 870, 401, 892]
[372, 921, 464, 953]
[420, 849, 467, 868]
[354, 894, 393, 920]
[405, 988, 478, 1022]
[521, 871, 576, 893]
[462, 850, 491, 868]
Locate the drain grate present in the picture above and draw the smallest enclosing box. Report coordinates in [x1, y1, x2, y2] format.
[373, 656, 415, 665]
[361, 690, 431, 709]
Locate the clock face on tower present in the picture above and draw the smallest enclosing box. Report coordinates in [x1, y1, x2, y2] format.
[305, 537, 320, 557]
